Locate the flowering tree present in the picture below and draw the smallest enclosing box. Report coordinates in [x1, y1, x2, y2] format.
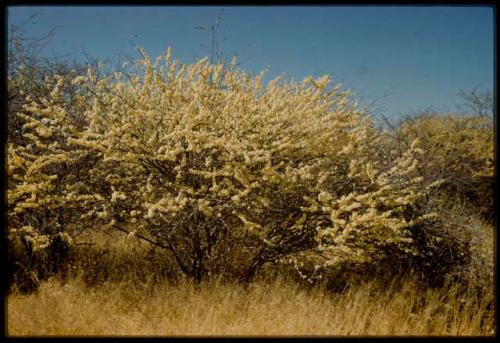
[7, 71, 108, 291]
[9, 48, 447, 284]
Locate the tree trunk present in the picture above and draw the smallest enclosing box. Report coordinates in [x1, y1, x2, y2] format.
[239, 254, 266, 284]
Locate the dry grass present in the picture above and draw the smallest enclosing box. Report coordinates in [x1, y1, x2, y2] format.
[7, 275, 495, 337]
[7, 222, 496, 337]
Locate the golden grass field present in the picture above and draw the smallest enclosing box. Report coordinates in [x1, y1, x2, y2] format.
[6, 215, 495, 337]
[7, 218, 496, 337]
[7, 273, 495, 336]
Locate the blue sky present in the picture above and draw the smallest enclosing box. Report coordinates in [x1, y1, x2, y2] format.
[7, 6, 494, 119]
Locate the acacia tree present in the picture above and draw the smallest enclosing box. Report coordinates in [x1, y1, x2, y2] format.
[38, 48, 440, 283]
[9, 47, 460, 286]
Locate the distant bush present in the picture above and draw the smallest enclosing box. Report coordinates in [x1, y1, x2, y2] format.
[388, 112, 494, 221]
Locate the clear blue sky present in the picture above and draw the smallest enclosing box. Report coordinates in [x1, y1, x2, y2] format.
[7, 5, 495, 118]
